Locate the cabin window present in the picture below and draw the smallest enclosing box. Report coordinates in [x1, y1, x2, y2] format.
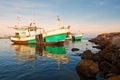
[22, 32, 26, 35]
[30, 29, 33, 31]
[21, 32, 26, 37]
[15, 33, 19, 38]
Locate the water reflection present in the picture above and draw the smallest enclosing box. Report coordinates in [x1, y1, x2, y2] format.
[13, 44, 37, 62]
[43, 46, 70, 70]
[12, 44, 70, 70]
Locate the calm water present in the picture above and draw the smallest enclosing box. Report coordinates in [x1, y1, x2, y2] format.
[0, 39, 99, 80]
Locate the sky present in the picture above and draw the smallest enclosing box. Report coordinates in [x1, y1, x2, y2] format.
[0, 0, 120, 37]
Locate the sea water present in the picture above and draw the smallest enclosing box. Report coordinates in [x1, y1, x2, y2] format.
[0, 38, 100, 80]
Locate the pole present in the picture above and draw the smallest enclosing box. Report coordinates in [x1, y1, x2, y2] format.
[57, 16, 60, 28]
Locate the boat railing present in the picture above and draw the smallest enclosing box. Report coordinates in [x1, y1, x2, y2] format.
[46, 26, 70, 33]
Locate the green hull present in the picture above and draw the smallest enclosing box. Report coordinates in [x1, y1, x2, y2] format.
[69, 35, 82, 41]
[74, 35, 82, 41]
[45, 33, 67, 42]
[28, 39, 36, 43]
[18, 33, 67, 44]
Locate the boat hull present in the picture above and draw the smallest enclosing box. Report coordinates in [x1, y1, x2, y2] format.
[10, 36, 36, 44]
[66, 35, 82, 41]
[11, 37, 64, 46]
[74, 35, 83, 41]
[45, 33, 67, 42]
[10, 28, 69, 45]
[11, 40, 28, 44]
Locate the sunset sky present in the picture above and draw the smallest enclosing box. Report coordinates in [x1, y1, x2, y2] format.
[0, 0, 120, 37]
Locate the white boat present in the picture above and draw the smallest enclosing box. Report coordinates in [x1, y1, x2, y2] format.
[10, 17, 44, 44]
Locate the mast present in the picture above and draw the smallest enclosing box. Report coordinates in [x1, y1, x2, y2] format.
[16, 16, 21, 27]
[57, 16, 60, 28]
[31, 17, 35, 26]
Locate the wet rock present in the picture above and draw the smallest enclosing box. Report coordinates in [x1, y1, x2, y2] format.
[103, 51, 119, 64]
[93, 45, 105, 50]
[105, 75, 120, 80]
[77, 32, 120, 79]
[105, 73, 116, 79]
[71, 48, 79, 51]
[99, 55, 120, 76]
[76, 59, 99, 78]
[103, 52, 114, 62]
[95, 44, 120, 63]
[89, 33, 110, 47]
[111, 36, 120, 48]
[111, 63, 120, 75]
[79, 75, 97, 80]
[99, 61, 113, 75]
[89, 32, 120, 48]
[92, 53, 101, 62]
[81, 50, 93, 60]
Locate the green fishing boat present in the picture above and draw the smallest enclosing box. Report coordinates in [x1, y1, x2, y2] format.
[10, 17, 70, 45]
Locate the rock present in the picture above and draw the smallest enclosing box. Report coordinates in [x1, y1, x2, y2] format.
[79, 32, 120, 79]
[79, 75, 97, 80]
[76, 59, 99, 78]
[71, 48, 79, 51]
[99, 61, 113, 75]
[103, 51, 119, 64]
[105, 75, 120, 80]
[89, 32, 120, 48]
[93, 45, 105, 50]
[92, 53, 101, 62]
[89, 33, 110, 47]
[81, 50, 93, 60]
[111, 36, 120, 48]
[105, 73, 116, 79]
[111, 63, 120, 75]
[103, 52, 113, 61]
[98, 44, 120, 76]
[96, 44, 120, 62]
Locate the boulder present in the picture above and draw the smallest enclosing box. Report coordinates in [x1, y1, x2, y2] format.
[89, 32, 120, 48]
[79, 32, 120, 79]
[111, 36, 120, 48]
[81, 50, 93, 60]
[105, 75, 120, 80]
[76, 59, 99, 78]
[92, 53, 101, 62]
[99, 61, 113, 75]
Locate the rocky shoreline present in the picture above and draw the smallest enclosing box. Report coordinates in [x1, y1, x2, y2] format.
[76, 32, 120, 80]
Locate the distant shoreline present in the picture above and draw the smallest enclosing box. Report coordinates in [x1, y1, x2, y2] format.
[0, 36, 11, 39]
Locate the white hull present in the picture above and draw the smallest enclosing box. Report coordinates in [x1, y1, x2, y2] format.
[43, 28, 70, 37]
[10, 36, 35, 41]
